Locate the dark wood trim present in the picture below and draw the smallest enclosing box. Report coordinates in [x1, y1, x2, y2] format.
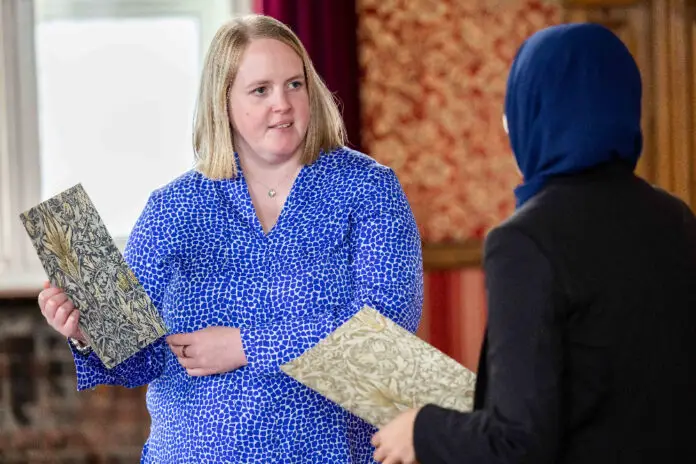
[2, 243, 487, 295]
[0, 288, 40, 300]
[1, 249, 487, 295]
[563, 0, 641, 7]
[422, 241, 483, 270]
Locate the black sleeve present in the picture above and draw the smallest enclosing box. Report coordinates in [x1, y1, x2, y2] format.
[413, 226, 565, 464]
[677, 198, 696, 243]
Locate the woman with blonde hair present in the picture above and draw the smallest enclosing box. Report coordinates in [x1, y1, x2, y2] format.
[37, 14, 423, 463]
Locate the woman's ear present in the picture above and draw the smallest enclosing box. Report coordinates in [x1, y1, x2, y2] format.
[502, 114, 509, 135]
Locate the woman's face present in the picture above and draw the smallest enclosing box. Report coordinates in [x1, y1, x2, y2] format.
[228, 38, 310, 166]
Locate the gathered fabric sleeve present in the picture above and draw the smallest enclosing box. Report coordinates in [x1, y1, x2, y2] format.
[240, 166, 424, 375]
[412, 226, 565, 464]
[72, 192, 172, 390]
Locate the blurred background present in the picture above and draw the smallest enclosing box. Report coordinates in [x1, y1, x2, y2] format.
[0, 0, 694, 461]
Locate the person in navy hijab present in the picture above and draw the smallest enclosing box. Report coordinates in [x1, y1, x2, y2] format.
[506, 23, 642, 208]
[372, 23, 696, 464]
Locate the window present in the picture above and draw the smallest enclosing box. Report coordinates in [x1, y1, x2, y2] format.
[0, 0, 252, 292]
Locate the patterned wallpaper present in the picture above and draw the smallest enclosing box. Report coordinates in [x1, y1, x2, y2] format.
[357, 0, 561, 243]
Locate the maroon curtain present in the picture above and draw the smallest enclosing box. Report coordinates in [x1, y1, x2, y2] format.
[254, 0, 362, 150]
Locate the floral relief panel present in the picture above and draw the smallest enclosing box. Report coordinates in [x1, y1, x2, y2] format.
[281, 306, 476, 428]
[358, 0, 561, 242]
[19, 184, 167, 369]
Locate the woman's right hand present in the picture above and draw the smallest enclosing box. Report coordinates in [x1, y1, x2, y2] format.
[38, 280, 86, 343]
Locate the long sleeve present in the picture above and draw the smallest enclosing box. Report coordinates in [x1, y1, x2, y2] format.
[413, 226, 565, 464]
[240, 167, 423, 375]
[73, 192, 171, 390]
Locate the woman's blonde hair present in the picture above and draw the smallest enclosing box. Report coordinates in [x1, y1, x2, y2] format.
[193, 14, 346, 179]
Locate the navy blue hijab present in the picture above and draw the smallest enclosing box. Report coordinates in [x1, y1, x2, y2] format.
[505, 23, 643, 208]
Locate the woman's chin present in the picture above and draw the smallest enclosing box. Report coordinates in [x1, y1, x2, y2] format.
[239, 142, 303, 166]
[264, 146, 303, 163]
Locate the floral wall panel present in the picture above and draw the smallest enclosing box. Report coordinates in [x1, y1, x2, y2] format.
[357, 0, 561, 243]
[357, 0, 562, 366]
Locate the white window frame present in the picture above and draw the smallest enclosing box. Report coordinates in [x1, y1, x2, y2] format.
[0, 0, 252, 294]
[0, 0, 42, 295]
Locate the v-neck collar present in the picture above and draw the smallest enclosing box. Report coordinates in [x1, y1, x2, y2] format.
[211, 153, 321, 241]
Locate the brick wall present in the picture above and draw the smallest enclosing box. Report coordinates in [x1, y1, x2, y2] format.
[0, 298, 149, 463]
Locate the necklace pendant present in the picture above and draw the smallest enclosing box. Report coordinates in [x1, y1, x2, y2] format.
[268, 189, 277, 198]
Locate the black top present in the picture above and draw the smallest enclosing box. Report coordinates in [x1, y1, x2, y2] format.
[414, 163, 696, 464]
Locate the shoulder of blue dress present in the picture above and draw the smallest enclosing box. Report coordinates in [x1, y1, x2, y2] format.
[146, 169, 215, 210]
[316, 146, 393, 177]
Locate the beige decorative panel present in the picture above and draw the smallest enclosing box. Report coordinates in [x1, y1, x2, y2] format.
[281, 306, 476, 427]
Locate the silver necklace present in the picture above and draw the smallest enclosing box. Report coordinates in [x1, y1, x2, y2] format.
[246, 168, 298, 199]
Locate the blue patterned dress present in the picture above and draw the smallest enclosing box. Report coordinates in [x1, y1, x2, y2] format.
[71, 148, 423, 463]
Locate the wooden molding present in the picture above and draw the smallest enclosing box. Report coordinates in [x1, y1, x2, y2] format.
[563, 0, 640, 7]
[422, 241, 483, 270]
[0, 288, 40, 300]
[562, 0, 696, 210]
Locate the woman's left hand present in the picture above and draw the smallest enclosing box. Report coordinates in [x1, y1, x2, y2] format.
[167, 327, 248, 376]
